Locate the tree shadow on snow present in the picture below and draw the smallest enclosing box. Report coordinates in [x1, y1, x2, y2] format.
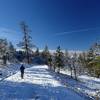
[0, 80, 37, 100]
[0, 79, 86, 100]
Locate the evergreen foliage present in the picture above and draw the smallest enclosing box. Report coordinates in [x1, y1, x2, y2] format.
[55, 46, 64, 73]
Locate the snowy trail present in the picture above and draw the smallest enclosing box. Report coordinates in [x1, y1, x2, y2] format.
[0, 65, 87, 100]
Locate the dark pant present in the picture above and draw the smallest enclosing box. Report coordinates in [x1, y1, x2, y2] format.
[21, 72, 24, 79]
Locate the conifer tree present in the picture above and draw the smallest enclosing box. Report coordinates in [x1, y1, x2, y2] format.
[87, 42, 100, 77]
[64, 50, 69, 66]
[0, 39, 8, 64]
[0, 39, 8, 56]
[8, 42, 15, 61]
[72, 52, 78, 80]
[17, 21, 35, 63]
[35, 48, 39, 56]
[87, 47, 95, 75]
[48, 54, 52, 69]
[55, 46, 64, 73]
[78, 52, 87, 74]
[42, 45, 50, 64]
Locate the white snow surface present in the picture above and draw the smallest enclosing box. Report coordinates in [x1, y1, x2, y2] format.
[60, 69, 100, 99]
[0, 65, 86, 100]
[0, 63, 32, 81]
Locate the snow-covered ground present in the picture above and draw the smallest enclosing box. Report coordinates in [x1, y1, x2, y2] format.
[60, 69, 100, 100]
[0, 64, 20, 81]
[0, 65, 87, 100]
[0, 63, 32, 81]
[79, 75, 100, 97]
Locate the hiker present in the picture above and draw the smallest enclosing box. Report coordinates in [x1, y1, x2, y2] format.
[20, 64, 25, 79]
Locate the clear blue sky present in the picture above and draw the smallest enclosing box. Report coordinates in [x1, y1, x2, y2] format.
[0, 0, 100, 50]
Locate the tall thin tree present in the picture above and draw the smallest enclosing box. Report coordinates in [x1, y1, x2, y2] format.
[55, 46, 64, 73]
[18, 21, 35, 63]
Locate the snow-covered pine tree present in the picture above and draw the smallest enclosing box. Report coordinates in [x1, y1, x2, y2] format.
[87, 47, 94, 62]
[92, 42, 100, 57]
[0, 39, 8, 65]
[0, 39, 8, 56]
[55, 46, 64, 73]
[8, 42, 16, 62]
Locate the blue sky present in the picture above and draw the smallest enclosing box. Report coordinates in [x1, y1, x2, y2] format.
[0, 0, 100, 50]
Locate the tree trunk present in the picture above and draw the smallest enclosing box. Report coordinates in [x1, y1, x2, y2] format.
[57, 67, 60, 73]
[71, 68, 73, 78]
[73, 64, 77, 80]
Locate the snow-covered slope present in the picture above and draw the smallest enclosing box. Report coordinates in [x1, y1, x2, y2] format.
[0, 63, 32, 81]
[60, 69, 100, 100]
[0, 65, 86, 100]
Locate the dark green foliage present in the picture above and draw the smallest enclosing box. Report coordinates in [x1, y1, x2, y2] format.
[48, 55, 52, 69]
[88, 56, 100, 78]
[55, 46, 64, 73]
[87, 48, 94, 62]
[85, 42, 100, 77]
[15, 51, 25, 62]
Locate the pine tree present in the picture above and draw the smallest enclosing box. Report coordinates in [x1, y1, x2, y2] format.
[0, 39, 8, 56]
[87, 47, 95, 64]
[55, 46, 64, 73]
[87, 47, 95, 76]
[0, 39, 8, 65]
[92, 42, 100, 56]
[17, 21, 35, 63]
[35, 48, 40, 57]
[48, 54, 52, 69]
[87, 42, 100, 77]
[8, 42, 15, 61]
[95, 56, 100, 78]
[72, 52, 78, 80]
[64, 49, 69, 66]
[78, 52, 87, 74]
[42, 45, 50, 64]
